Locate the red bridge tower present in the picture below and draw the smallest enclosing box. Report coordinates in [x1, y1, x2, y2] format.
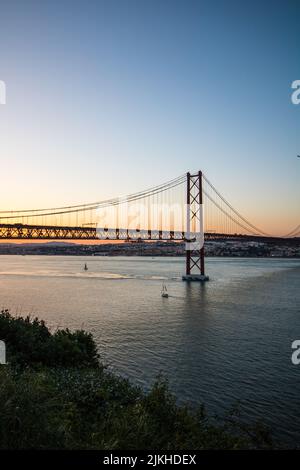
[182, 171, 209, 282]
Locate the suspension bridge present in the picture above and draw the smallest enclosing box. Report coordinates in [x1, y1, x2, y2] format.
[0, 171, 299, 281]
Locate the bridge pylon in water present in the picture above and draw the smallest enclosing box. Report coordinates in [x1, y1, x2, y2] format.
[182, 171, 209, 282]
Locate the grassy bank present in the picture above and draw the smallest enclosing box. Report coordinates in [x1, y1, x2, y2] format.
[0, 309, 272, 449]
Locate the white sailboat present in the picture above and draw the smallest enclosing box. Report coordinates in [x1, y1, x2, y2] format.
[161, 283, 169, 298]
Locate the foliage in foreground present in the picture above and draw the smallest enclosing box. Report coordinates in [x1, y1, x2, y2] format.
[0, 310, 273, 449]
[0, 309, 99, 368]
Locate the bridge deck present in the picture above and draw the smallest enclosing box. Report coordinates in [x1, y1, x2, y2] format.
[0, 224, 294, 243]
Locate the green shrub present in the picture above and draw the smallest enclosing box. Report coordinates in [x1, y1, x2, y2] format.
[0, 309, 99, 368]
[0, 310, 273, 449]
[0, 367, 273, 450]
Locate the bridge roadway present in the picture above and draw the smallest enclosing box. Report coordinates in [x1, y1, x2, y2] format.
[0, 223, 297, 244]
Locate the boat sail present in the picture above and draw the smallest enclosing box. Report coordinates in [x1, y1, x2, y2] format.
[161, 283, 169, 298]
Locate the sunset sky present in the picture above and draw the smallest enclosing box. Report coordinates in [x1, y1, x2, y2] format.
[0, 0, 299, 236]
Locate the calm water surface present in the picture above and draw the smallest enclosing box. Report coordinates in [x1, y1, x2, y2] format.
[0, 255, 299, 445]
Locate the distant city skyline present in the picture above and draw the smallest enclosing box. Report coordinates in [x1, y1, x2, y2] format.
[0, 0, 299, 235]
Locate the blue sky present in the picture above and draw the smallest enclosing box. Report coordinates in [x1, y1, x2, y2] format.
[0, 0, 299, 233]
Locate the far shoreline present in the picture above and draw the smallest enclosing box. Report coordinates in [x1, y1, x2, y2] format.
[0, 253, 299, 259]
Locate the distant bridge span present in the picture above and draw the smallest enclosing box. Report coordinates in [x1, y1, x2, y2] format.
[0, 223, 296, 245]
[1, 171, 299, 280]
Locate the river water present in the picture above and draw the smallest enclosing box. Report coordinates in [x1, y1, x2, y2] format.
[0, 255, 299, 445]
